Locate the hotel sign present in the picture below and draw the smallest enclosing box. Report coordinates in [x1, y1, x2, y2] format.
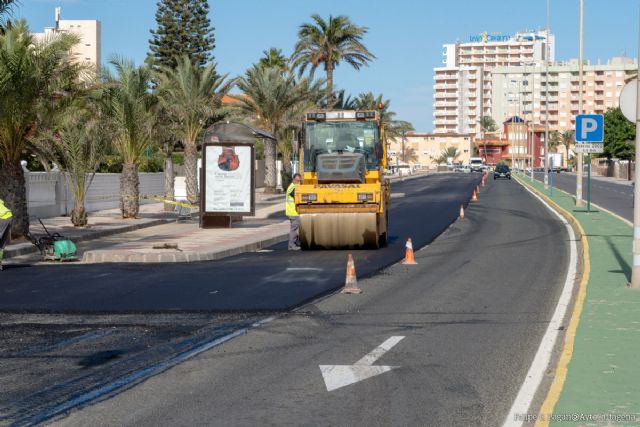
[469, 32, 511, 43]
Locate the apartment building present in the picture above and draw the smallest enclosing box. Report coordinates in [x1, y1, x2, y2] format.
[388, 133, 474, 167]
[33, 7, 101, 69]
[433, 30, 555, 137]
[491, 57, 637, 132]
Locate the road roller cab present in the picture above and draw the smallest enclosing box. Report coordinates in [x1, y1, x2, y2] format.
[296, 110, 390, 249]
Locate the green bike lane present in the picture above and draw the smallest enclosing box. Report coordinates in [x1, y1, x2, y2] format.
[515, 175, 640, 427]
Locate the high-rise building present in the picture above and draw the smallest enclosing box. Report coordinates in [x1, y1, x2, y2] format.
[433, 30, 555, 137]
[33, 7, 101, 69]
[491, 57, 637, 132]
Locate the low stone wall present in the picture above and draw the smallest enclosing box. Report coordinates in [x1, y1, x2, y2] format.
[27, 171, 164, 218]
[591, 158, 635, 180]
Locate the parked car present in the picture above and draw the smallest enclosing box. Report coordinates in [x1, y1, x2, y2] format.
[494, 164, 511, 180]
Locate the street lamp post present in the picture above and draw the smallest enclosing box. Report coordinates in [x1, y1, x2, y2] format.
[544, 0, 551, 190]
[531, 68, 536, 181]
[510, 80, 516, 169]
[630, 7, 640, 289]
[576, 0, 585, 207]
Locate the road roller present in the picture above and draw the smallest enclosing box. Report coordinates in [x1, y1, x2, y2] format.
[295, 110, 390, 249]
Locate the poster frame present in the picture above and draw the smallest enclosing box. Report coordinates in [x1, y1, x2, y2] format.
[200, 141, 255, 220]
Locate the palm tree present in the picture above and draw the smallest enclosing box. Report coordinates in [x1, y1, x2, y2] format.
[436, 147, 460, 165]
[152, 105, 180, 211]
[259, 48, 288, 71]
[548, 130, 560, 153]
[235, 66, 324, 192]
[0, 0, 18, 31]
[34, 101, 111, 226]
[480, 115, 497, 161]
[0, 20, 79, 237]
[292, 14, 375, 104]
[156, 55, 236, 203]
[399, 146, 419, 164]
[102, 56, 157, 218]
[354, 92, 414, 145]
[560, 130, 574, 167]
[333, 89, 355, 110]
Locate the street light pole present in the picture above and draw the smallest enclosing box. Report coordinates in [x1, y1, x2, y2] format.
[630, 6, 640, 289]
[510, 81, 515, 169]
[576, 0, 585, 207]
[530, 68, 535, 181]
[544, 0, 551, 190]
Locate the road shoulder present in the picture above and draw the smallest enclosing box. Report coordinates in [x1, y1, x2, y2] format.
[515, 174, 640, 427]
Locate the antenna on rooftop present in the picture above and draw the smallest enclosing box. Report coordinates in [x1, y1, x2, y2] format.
[55, 7, 61, 29]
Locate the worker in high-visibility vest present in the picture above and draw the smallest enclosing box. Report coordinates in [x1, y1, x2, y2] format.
[0, 198, 13, 271]
[285, 173, 302, 251]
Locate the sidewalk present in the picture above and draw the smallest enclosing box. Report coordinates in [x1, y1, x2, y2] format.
[5, 191, 286, 263]
[563, 171, 634, 187]
[515, 175, 640, 426]
[4, 203, 176, 259]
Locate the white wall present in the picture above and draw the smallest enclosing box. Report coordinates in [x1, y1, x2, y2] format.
[26, 171, 164, 218]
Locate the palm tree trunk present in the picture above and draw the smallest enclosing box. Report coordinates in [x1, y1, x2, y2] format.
[163, 141, 174, 212]
[184, 141, 198, 204]
[69, 173, 88, 227]
[71, 199, 88, 227]
[120, 162, 139, 218]
[0, 159, 28, 238]
[326, 63, 335, 107]
[264, 139, 277, 193]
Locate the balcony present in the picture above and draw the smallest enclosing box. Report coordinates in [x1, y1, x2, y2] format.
[435, 83, 458, 90]
[434, 74, 458, 81]
[434, 101, 457, 108]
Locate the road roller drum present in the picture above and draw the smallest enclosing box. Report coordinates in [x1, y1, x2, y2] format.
[299, 212, 379, 249]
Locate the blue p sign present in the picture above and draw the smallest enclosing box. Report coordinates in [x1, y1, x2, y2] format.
[575, 114, 604, 142]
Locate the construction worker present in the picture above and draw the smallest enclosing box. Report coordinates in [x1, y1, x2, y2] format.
[286, 173, 301, 251]
[0, 198, 13, 271]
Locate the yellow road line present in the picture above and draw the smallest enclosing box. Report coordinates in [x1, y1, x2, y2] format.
[513, 176, 590, 427]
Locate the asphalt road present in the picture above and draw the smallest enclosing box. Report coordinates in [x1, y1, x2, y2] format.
[0, 174, 483, 313]
[54, 178, 571, 427]
[0, 173, 487, 425]
[533, 171, 633, 222]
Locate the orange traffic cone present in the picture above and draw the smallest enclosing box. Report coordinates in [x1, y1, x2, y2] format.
[402, 238, 417, 265]
[342, 254, 362, 294]
[459, 204, 465, 220]
[471, 189, 478, 202]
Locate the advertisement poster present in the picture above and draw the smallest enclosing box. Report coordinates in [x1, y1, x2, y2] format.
[205, 145, 252, 213]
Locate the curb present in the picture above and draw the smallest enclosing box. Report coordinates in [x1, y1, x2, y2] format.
[5, 218, 173, 260]
[513, 175, 591, 427]
[82, 232, 288, 263]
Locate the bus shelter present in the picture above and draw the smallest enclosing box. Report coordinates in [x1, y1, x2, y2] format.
[200, 122, 275, 228]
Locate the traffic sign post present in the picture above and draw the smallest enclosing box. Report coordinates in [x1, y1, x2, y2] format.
[574, 114, 604, 213]
[620, 74, 640, 288]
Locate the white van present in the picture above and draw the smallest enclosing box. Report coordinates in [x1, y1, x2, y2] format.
[469, 157, 484, 172]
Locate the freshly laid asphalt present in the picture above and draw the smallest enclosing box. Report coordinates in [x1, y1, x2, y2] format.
[55, 175, 571, 427]
[533, 171, 633, 222]
[0, 174, 483, 313]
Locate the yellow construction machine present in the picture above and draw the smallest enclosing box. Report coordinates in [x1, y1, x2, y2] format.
[295, 110, 390, 249]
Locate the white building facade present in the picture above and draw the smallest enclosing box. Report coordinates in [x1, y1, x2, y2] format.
[433, 30, 555, 137]
[33, 7, 101, 69]
[491, 57, 637, 132]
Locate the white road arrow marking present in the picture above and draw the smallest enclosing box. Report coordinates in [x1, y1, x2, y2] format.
[319, 336, 405, 392]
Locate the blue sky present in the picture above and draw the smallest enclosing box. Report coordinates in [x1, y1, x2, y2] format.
[20, 0, 640, 131]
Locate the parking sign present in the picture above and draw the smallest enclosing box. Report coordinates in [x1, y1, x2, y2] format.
[575, 114, 604, 153]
